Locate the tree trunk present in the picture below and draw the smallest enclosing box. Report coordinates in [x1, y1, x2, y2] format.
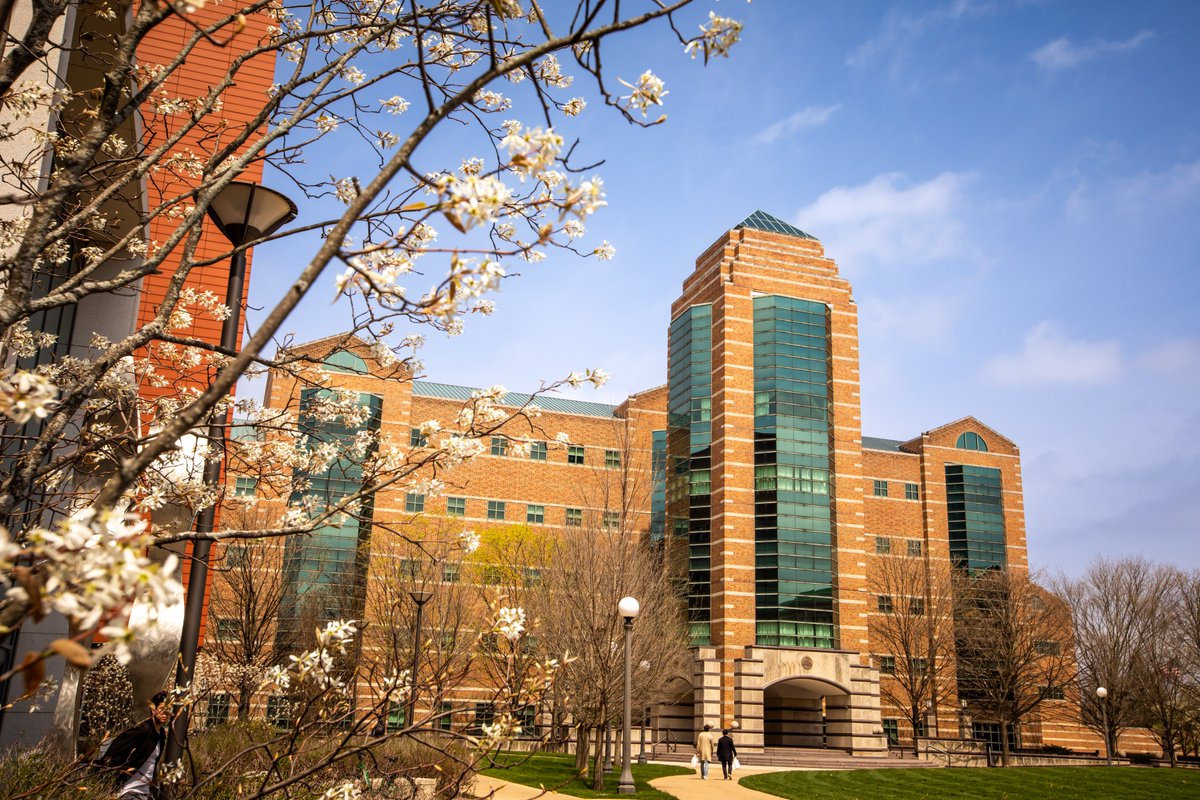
[999, 720, 1011, 767]
[592, 724, 606, 790]
[575, 722, 589, 773]
[911, 703, 921, 757]
[238, 684, 252, 719]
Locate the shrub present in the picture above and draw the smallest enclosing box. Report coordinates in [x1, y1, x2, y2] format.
[1125, 752, 1158, 766]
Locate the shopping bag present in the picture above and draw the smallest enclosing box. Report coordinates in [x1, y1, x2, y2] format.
[732, 757, 741, 772]
[690, 754, 699, 769]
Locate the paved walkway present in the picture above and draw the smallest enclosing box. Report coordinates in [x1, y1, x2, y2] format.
[650, 764, 815, 800]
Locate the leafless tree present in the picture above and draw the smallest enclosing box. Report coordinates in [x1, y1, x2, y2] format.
[953, 568, 1077, 766]
[1054, 557, 1176, 758]
[1131, 567, 1196, 766]
[868, 550, 955, 753]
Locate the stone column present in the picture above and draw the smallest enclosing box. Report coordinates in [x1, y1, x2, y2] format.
[692, 646, 722, 734]
[732, 649, 764, 751]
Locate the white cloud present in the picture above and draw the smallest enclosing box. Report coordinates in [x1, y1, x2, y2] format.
[1066, 158, 1200, 221]
[847, 0, 996, 77]
[754, 104, 841, 144]
[1141, 338, 1200, 383]
[795, 171, 976, 267]
[981, 322, 1121, 386]
[1030, 30, 1154, 73]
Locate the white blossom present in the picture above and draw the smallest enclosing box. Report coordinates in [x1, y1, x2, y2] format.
[684, 12, 744, 61]
[594, 241, 616, 261]
[0, 370, 58, 423]
[494, 606, 526, 641]
[459, 529, 481, 555]
[618, 71, 668, 117]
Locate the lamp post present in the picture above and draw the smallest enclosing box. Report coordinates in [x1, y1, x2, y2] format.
[166, 181, 296, 764]
[407, 589, 434, 728]
[1096, 686, 1110, 765]
[617, 596, 640, 795]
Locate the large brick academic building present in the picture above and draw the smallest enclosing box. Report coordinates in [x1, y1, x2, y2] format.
[258, 211, 1093, 755]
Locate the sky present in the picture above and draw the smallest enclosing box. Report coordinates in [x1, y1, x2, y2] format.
[247, 1, 1200, 576]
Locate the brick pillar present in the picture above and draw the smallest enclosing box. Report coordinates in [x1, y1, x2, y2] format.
[732, 648, 764, 751]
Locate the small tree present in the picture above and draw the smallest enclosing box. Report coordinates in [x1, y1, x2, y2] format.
[869, 549, 954, 753]
[953, 569, 1077, 766]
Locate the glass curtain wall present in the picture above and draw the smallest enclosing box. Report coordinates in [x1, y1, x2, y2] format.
[945, 464, 1006, 572]
[666, 305, 712, 645]
[752, 296, 837, 649]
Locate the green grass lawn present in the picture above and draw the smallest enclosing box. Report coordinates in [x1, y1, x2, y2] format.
[741, 766, 1200, 800]
[480, 751, 690, 800]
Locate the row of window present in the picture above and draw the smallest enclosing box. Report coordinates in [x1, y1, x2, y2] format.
[239, 696, 537, 734]
[877, 655, 929, 675]
[872, 479, 920, 500]
[876, 595, 926, 615]
[411, 428, 622, 468]
[874, 536, 923, 556]
[404, 492, 619, 528]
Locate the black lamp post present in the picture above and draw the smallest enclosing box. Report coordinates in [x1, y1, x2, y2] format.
[1096, 686, 1110, 765]
[407, 589, 433, 728]
[617, 596, 640, 795]
[165, 181, 296, 764]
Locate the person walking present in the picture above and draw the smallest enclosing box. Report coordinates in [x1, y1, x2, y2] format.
[695, 723, 716, 779]
[95, 691, 170, 798]
[717, 729, 738, 780]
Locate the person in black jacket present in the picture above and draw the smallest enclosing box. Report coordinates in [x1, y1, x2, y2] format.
[716, 729, 737, 780]
[95, 691, 170, 798]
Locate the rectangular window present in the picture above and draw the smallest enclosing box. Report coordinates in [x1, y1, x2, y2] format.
[446, 496, 466, 517]
[529, 441, 548, 461]
[875, 536, 891, 554]
[605, 449, 621, 469]
[873, 479, 889, 497]
[473, 703, 495, 733]
[437, 702, 454, 731]
[490, 436, 508, 456]
[1041, 686, 1065, 700]
[910, 657, 928, 674]
[567, 445, 585, 465]
[405, 492, 425, 513]
[234, 476, 258, 497]
[905, 482, 919, 501]
[883, 718, 899, 745]
[1035, 640, 1061, 656]
[487, 500, 506, 520]
[565, 508, 583, 527]
[879, 655, 896, 675]
[215, 618, 239, 639]
[526, 504, 545, 524]
[387, 703, 406, 732]
[523, 567, 541, 586]
[410, 427, 427, 448]
[442, 563, 460, 583]
[266, 695, 291, 728]
[909, 597, 926, 616]
[877, 595, 894, 614]
[603, 511, 620, 530]
[908, 539, 923, 557]
[518, 705, 538, 736]
[206, 693, 230, 727]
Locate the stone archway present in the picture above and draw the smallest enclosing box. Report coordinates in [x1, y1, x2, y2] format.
[762, 675, 852, 749]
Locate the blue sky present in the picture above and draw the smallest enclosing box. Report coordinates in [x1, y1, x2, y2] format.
[248, 1, 1200, 576]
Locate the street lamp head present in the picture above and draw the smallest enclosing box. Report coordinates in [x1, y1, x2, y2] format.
[409, 589, 434, 605]
[618, 596, 640, 620]
[207, 181, 298, 247]
[1096, 686, 1107, 699]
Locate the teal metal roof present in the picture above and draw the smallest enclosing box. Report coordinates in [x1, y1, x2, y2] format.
[736, 210, 816, 240]
[862, 436, 906, 452]
[412, 381, 619, 418]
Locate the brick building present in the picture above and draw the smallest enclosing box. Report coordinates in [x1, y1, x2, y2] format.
[246, 211, 1096, 755]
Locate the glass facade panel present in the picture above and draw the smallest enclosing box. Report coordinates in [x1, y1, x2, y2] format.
[667, 304, 713, 645]
[945, 464, 1006, 571]
[650, 430, 667, 543]
[280, 389, 381, 646]
[753, 296, 836, 649]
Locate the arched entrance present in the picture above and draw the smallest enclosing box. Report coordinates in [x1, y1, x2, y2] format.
[763, 676, 853, 749]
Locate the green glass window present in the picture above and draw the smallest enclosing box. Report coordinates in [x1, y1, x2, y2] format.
[567, 445, 585, 465]
[905, 482, 919, 500]
[945, 464, 1005, 571]
[873, 479, 889, 497]
[956, 431, 988, 452]
[215, 618, 238, 639]
[605, 449, 621, 469]
[487, 500, 506, 520]
[410, 427, 427, 447]
[910, 657, 928, 674]
[875, 536, 891, 555]
[446, 496, 466, 517]
[883, 719, 899, 745]
[751, 297, 835, 649]
[565, 508, 582, 527]
[437, 702, 454, 731]
[405, 492, 425, 513]
[323, 350, 368, 374]
[267, 695, 291, 728]
[529, 441, 548, 461]
[526, 504, 545, 524]
[603, 511, 620, 530]
[473, 703, 495, 734]
[490, 437, 508, 456]
[206, 693, 230, 727]
[878, 595, 894, 614]
[442, 563, 460, 583]
[909, 597, 926, 616]
[387, 704, 406, 732]
[518, 705, 538, 736]
[234, 476, 257, 497]
[908, 539, 923, 557]
[879, 655, 896, 675]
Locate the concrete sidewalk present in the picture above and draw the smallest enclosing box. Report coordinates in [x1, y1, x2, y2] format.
[650, 764, 821, 800]
[470, 774, 580, 800]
